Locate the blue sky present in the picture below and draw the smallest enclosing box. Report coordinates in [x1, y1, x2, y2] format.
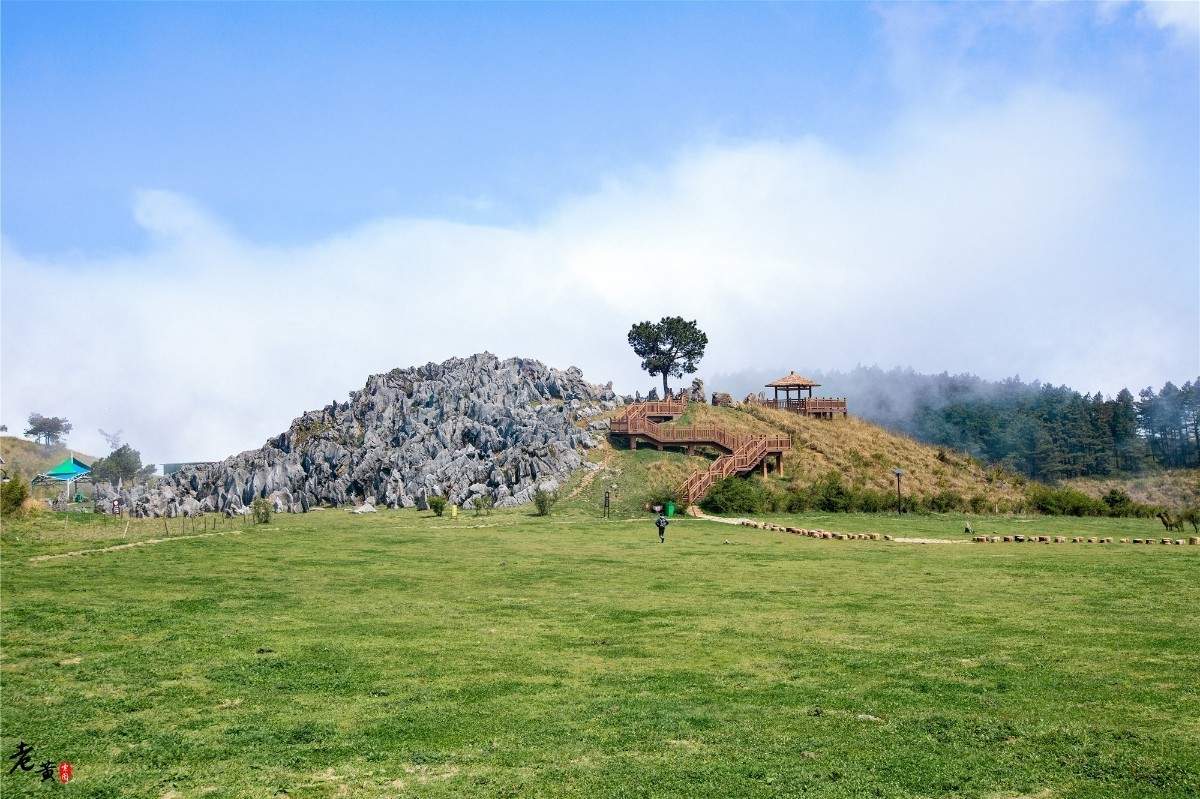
[4, 2, 897, 249]
[2, 1, 1197, 464]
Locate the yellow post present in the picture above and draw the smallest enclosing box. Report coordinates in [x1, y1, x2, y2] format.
[450, 504, 458, 519]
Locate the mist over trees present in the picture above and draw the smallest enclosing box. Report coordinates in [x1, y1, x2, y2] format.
[711, 366, 1199, 481]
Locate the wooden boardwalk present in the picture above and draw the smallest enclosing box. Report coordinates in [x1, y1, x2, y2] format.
[609, 401, 791, 504]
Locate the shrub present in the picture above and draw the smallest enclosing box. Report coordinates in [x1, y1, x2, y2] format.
[779, 474, 897, 514]
[428, 496, 447, 517]
[532, 489, 559, 517]
[1102, 489, 1133, 515]
[969, 494, 990, 514]
[809, 472, 853, 513]
[251, 497, 272, 524]
[700, 476, 767, 514]
[1, 474, 30, 517]
[646, 488, 683, 513]
[1026, 485, 1105, 517]
[785, 490, 813, 513]
[929, 490, 966, 514]
[854, 487, 894, 513]
[472, 494, 494, 516]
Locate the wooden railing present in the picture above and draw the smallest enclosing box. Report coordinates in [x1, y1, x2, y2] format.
[759, 397, 847, 415]
[611, 413, 787, 456]
[611, 399, 685, 426]
[679, 436, 779, 504]
[610, 399, 791, 504]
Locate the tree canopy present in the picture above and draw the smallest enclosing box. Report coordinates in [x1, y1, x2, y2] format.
[24, 413, 72, 446]
[627, 316, 708, 397]
[90, 444, 156, 488]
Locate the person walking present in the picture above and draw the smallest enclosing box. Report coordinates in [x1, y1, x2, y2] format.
[655, 512, 669, 543]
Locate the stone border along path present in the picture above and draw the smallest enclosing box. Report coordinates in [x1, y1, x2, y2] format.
[693, 511, 916, 542]
[694, 511, 1200, 547]
[28, 530, 245, 563]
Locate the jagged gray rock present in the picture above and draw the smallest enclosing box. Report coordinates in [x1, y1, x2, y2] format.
[711, 391, 734, 408]
[96, 353, 617, 517]
[687, 378, 707, 404]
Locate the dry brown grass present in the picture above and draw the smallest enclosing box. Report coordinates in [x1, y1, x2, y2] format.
[677, 403, 1026, 505]
[1063, 468, 1200, 509]
[644, 453, 710, 497]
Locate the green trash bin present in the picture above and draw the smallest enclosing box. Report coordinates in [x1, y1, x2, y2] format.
[665, 502, 675, 517]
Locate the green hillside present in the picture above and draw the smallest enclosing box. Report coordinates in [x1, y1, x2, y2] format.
[0, 436, 97, 484]
[559, 403, 1029, 517]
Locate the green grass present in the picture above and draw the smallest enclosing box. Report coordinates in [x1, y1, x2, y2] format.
[2, 508, 1198, 798]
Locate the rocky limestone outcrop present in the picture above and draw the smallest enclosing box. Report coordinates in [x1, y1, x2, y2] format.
[95, 353, 620, 517]
[711, 391, 735, 408]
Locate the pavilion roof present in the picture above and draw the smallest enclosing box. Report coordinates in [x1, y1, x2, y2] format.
[765, 371, 820, 389]
[33, 456, 92, 483]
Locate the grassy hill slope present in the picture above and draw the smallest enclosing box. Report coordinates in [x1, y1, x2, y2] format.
[1064, 468, 1200, 511]
[696, 403, 1024, 504]
[0, 436, 97, 483]
[559, 403, 1027, 516]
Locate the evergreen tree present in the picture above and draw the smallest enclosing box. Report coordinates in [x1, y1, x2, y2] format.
[1182, 380, 1200, 467]
[24, 413, 72, 446]
[1111, 388, 1142, 470]
[91, 444, 155, 488]
[627, 316, 708, 397]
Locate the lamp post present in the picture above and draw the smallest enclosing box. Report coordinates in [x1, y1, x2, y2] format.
[892, 468, 904, 515]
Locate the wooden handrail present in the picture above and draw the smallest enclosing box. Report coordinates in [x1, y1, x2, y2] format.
[610, 399, 790, 504]
[611, 415, 788, 454]
[678, 434, 781, 503]
[759, 398, 847, 413]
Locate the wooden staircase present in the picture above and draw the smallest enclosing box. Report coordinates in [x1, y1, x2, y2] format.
[609, 401, 791, 504]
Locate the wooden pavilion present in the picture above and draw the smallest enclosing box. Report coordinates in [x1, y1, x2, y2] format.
[761, 372, 847, 418]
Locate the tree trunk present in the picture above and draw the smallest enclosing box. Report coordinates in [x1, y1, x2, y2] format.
[662, 373, 669, 399]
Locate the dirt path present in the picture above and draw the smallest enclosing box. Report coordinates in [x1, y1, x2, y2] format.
[28, 530, 244, 563]
[568, 450, 615, 499]
[889, 537, 966, 544]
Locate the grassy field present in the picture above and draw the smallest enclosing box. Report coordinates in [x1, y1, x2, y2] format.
[2, 507, 1197, 798]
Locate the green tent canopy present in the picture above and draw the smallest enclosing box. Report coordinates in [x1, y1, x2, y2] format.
[33, 456, 93, 485]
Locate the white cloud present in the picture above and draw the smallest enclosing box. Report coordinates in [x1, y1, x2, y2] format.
[1138, 0, 1200, 46]
[2, 86, 1194, 464]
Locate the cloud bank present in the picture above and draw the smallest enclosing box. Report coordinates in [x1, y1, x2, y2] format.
[2, 86, 1195, 465]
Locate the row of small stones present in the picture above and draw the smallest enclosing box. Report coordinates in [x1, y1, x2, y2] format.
[740, 521, 1200, 547]
[972, 534, 1199, 545]
[742, 522, 882, 540]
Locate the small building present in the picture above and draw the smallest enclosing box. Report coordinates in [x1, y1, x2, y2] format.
[762, 372, 847, 418]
